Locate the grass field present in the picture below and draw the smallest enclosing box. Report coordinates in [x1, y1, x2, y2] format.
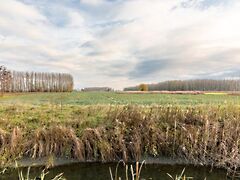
[0, 103, 240, 172]
[0, 91, 240, 174]
[0, 91, 239, 106]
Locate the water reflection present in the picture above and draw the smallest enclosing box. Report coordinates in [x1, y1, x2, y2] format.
[1, 162, 227, 180]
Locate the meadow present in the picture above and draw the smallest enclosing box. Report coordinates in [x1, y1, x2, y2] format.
[0, 91, 239, 106]
[0, 92, 240, 179]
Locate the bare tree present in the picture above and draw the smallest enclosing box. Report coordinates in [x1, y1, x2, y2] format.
[124, 79, 240, 91]
[0, 66, 74, 93]
[0, 66, 11, 95]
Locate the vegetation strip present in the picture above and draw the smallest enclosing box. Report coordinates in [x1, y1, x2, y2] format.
[124, 79, 240, 91]
[0, 92, 239, 106]
[0, 104, 239, 175]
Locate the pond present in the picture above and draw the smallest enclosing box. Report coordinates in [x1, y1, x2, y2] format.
[1, 162, 227, 180]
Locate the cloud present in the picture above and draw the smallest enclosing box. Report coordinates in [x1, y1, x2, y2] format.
[0, 0, 240, 89]
[80, 0, 104, 6]
[180, 0, 230, 9]
[128, 59, 171, 79]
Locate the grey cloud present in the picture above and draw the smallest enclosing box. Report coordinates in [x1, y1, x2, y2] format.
[207, 48, 240, 63]
[93, 19, 136, 28]
[43, 8, 70, 27]
[80, 41, 94, 48]
[79, 41, 103, 56]
[180, 0, 231, 9]
[192, 68, 240, 79]
[1, 0, 240, 90]
[128, 59, 170, 79]
[101, 60, 132, 77]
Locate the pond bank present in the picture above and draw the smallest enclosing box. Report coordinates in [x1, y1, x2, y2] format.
[13, 156, 189, 168]
[0, 104, 239, 175]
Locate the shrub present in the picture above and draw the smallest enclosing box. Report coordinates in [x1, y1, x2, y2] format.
[139, 84, 148, 91]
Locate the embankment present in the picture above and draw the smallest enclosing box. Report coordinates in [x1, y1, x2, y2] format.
[0, 104, 239, 173]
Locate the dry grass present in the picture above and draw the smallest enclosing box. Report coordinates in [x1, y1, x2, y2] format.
[0, 104, 240, 175]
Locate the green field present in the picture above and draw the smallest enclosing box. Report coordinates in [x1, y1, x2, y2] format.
[0, 91, 240, 173]
[0, 91, 239, 106]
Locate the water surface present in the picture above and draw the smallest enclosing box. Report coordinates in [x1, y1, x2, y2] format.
[1, 162, 227, 180]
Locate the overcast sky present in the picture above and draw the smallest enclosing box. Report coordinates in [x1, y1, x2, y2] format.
[0, 0, 240, 90]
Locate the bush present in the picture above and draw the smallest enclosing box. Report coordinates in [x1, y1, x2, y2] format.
[139, 84, 148, 91]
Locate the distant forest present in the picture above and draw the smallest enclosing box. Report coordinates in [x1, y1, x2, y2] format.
[0, 66, 73, 92]
[124, 79, 240, 91]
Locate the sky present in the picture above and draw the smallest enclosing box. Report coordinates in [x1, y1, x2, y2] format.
[0, 0, 240, 90]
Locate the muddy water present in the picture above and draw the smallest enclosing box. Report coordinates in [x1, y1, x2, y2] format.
[1, 162, 227, 180]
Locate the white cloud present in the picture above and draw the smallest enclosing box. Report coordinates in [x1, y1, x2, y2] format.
[80, 0, 104, 6]
[0, 0, 240, 89]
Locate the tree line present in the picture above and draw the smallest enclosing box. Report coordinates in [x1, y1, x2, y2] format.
[124, 79, 240, 91]
[81, 87, 113, 92]
[0, 65, 74, 93]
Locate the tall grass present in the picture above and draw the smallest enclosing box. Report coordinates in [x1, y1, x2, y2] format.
[0, 104, 239, 175]
[167, 168, 194, 180]
[109, 161, 193, 180]
[6, 162, 66, 180]
[17, 169, 65, 180]
[109, 161, 148, 180]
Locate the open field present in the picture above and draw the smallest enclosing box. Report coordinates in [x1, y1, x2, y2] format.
[0, 91, 240, 106]
[0, 92, 240, 177]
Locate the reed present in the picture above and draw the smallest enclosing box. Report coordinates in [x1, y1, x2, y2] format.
[167, 168, 193, 180]
[0, 104, 240, 175]
[109, 160, 145, 180]
[14, 162, 65, 180]
[110, 161, 193, 180]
